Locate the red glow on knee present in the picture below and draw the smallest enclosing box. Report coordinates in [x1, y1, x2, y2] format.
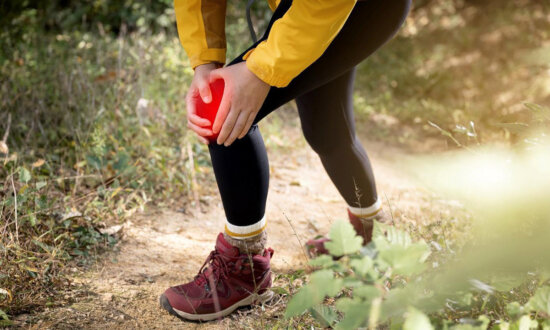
[195, 79, 225, 141]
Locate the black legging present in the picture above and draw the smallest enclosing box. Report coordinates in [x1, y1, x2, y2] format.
[208, 0, 411, 227]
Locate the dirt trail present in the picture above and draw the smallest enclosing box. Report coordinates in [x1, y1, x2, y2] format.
[18, 126, 454, 329]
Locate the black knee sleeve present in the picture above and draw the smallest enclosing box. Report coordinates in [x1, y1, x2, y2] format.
[208, 126, 269, 226]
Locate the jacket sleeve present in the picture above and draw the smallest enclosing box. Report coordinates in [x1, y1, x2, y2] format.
[245, 0, 356, 88]
[174, 0, 227, 69]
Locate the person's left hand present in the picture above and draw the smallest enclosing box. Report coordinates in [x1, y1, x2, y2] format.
[209, 62, 270, 146]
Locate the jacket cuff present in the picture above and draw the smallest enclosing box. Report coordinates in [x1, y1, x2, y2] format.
[245, 50, 293, 88]
[189, 48, 226, 69]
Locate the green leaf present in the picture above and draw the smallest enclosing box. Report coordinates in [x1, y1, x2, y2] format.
[29, 214, 37, 227]
[35, 194, 48, 210]
[309, 254, 336, 268]
[325, 220, 363, 256]
[384, 225, 413, 246]
[113, 152, 130, 172]
[335, 297, 370, 330]
[285, 270, 343, 318]
[350, 255, 373, 276]
[35, 181, 47, 190]
[353, 285, 380, 300]
[491, 322, 510, 330]
[490, 275, 527, 292]
[403, 307, 433, 330]
[0, 308, 9, 321]
[525, 286, 550, 315]
[506, 302, 524, 320]
[517, 315, 538, 330]
[86, 154, 102, 170]
[309, 305, 337, 328]
[270, 286, 289, 295]
[32, 240, 54, 254]
[458, 292, 473, 307]
[374, 225, 431, 276]
[19, 167, 31, 183]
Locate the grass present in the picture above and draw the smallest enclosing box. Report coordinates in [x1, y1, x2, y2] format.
[0, 29, 214, 318]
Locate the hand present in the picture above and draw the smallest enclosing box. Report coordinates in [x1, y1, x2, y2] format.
[210, 62, 270, 146]
[186, 63, 219, 144]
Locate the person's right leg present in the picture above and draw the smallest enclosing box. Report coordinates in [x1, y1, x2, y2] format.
[296, 68, 378, 210]
[212, 0, 411, 240]
[296, 69, 385, 254]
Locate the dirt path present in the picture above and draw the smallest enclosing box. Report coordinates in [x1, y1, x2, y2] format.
[17, 125, 455, 329]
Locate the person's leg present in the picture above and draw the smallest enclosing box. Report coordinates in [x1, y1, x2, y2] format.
[206, 0, 294, 248]
[295, 68, 378, 211]
[297, 69, 388, 257]
[211, 0, 411, 240]
[208, 126, 269, 252]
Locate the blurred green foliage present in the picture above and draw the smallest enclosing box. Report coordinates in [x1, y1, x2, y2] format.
[1, 0, 175, 35]
[355, 0, 550, 144]
[0, 27, 208, 316]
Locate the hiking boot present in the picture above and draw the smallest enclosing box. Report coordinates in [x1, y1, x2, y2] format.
[306, 209, 388, 258]
[160, 233, 274, 322]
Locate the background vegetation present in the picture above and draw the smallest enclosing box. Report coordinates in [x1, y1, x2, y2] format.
[1, 0, 549, 327]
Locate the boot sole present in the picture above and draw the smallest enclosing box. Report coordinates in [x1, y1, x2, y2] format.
[160, 290, 274, 322]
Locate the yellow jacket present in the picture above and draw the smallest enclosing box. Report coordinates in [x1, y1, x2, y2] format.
[174, 0, 356, 87]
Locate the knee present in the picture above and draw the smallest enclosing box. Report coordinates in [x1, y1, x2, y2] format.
[302, 125, 352, 155]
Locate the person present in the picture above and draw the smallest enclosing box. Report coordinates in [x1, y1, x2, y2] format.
[160, 0, 411, 322]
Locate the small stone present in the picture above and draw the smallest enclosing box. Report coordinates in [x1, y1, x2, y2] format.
[102, 293, 113, 302]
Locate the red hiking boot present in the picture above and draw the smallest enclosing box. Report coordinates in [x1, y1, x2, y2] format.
[160, 233, 274, 321]
[306, 209, 380, 258]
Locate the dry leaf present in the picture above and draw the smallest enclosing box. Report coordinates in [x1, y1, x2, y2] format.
[32, 158, 45, 168]
[94, 70, 117, 82]
[0, 141, 8, 154]
[0, 288, 13, 302]
[99, 225, 123, 236]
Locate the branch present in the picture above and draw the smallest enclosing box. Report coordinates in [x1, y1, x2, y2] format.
[2, 113, 11, 143]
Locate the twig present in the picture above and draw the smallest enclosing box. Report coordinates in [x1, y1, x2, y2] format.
[383, 192, 396, 226]
[10, 175, 19, 244]
[186, 143, 200, 210]
[2, 113, 11, 143]
[281, 210, 312, 272]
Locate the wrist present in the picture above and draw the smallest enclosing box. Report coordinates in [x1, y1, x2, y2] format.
[195, 62, 221, 73]
[244, 62, 270, 88]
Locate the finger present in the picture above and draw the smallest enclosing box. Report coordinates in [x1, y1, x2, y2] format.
[188, 112, 211, 127]
[238, 112, 256, 139]
[186, 94, 211, 127]
[187, 121, 213, 137]
[224, 112, 250, 146]
[197, 135, 210, 145]
[196, 78, 212, 104]
[210, 71, 231, 134]
[216, 106, 240, 145]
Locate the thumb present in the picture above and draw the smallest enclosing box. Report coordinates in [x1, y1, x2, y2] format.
[197, 79, 212, 104]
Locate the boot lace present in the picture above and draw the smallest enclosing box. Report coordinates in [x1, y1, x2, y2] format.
[194, 250, 241, 288]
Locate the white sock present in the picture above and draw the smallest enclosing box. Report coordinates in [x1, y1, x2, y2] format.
[224, 215, 267, 240]
[348, 199, 383, 220]
[224, 216, 267, 254]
